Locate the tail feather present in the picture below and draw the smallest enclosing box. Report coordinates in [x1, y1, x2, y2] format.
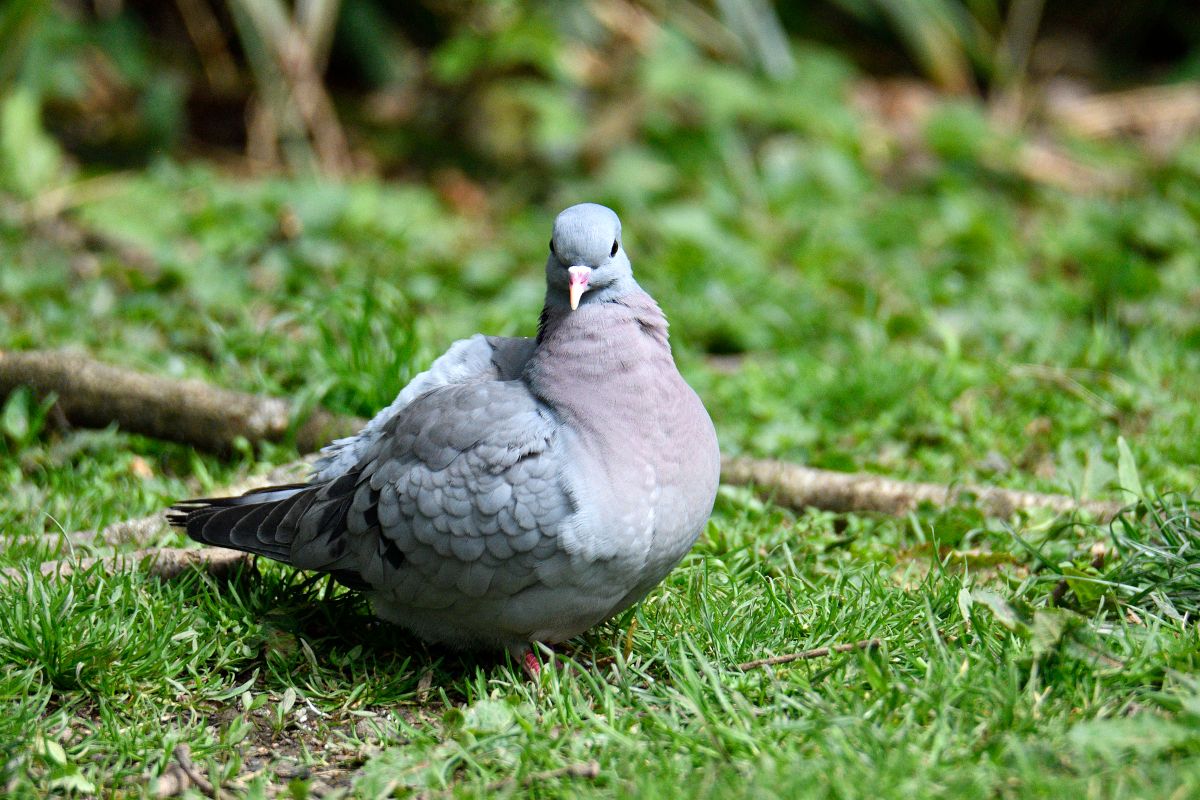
[227, 500, 287, 549]
[168, 483, 310, 562]
[278, 484, 323, 534]
[207, 505, 292, 560]
[257, 488, 311, 538]
[168, 471, 366, 576]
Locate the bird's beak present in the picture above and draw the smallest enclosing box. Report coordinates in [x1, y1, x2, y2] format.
[568, 266, 591, 311]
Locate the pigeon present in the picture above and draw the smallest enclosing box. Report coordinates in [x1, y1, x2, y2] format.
[169, 203, 720, 673]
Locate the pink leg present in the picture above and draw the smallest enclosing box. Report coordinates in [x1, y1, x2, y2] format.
[523, 650, 542, 678]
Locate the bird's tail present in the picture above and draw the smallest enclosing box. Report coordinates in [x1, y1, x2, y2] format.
[167, 483, 312, 562]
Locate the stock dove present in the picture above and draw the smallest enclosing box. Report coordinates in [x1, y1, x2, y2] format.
[170, 203, 720, 673]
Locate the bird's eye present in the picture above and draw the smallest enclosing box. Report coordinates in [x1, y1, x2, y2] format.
[610, 240, 619, 257]
[549, 239, 557, 258]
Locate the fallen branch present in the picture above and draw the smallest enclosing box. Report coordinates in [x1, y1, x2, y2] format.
[1, 546, 248, 583]
[1048, 82, 1200, 145]
[849, 79, 1132, 195]
[0, 349, 364, 454]
[154, 763, 193, 799]
[720, 457, 1122, 522]
[736, 638, 882, 671]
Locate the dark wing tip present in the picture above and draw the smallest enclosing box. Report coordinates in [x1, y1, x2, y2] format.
[166, 500, 207, 528]
[167, 476, 373, 568]
[165, 483, 309, 561]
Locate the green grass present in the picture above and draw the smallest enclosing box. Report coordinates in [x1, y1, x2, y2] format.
[3, 47, 1200, 797]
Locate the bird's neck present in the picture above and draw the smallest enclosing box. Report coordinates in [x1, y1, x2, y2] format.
[527, 291, 676, 423]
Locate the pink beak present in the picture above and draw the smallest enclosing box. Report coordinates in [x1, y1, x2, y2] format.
[568, 266, 591, 311]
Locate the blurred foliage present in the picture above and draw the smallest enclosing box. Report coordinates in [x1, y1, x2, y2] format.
[0, 0, 1196, 183]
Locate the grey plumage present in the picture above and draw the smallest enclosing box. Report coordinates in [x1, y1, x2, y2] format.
[170, 203, 720, 660]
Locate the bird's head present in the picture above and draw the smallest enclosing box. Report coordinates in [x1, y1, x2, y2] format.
[545, 203, 636, 311]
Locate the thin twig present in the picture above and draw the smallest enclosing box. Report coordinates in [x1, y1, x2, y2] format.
[296, 0, 341, 74]
[175, 0, 241, 93]
[721, 457, 1122, 521]
[0, 546, 249, 583]
[173, 745, 226, 800]
[8, 459, 313, 551]
[1009, 363, 1121, 420]
[229, 0, 352, 177]
[736, 638, 882, 671]
[82, 458, 312, 547]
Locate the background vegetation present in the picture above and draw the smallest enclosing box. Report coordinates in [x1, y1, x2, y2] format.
[2, 1, 1199, 796]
